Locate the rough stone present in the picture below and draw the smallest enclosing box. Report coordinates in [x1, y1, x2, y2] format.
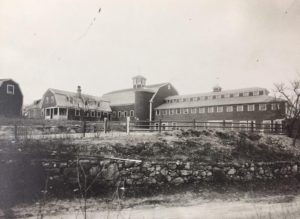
[228, 168, 236, 175]
[181, 170, 192, 176]
[292, 165, 298, 173]
[172, 177, 184, 185]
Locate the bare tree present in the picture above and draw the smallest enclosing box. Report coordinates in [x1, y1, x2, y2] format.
[274, 77, 300, 146]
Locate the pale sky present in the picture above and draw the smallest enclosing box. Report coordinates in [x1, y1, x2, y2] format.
[1, 0, 300, 104]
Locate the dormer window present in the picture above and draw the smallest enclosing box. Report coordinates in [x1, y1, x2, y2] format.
[253, 91, 259, 96]
[243, 92, 249, 97]
[7, 84, 14, 94]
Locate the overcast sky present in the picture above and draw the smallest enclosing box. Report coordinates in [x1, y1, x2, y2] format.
[1, 0, 300, 104]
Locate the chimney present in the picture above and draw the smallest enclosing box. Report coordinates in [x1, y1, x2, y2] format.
[77, 86, 82, 97]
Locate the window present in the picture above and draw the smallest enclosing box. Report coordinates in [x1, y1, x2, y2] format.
[199, 107, 205, 114]
[54, 108, 58, 115]
[176, 108, 181, 114]
[118, 111, 121, 118]
[208, 96, 213, 100]
[124, 111, 128, 117]
[7, 84, 14, 94]
[156, 110, 160, 116]
[59, 108, 67, 116]
[46, 97, 49, 104]
[75, 109, 80, 116]
[253, 91, 259, 96]
[183, 98, 187, 102]
[243, 92, 249, 97]
[169, 109, 175, 115]
[97, 111, 102, 117]
[183, 108, 189, 114]
[216, 95, 221, 99]
[91, 111, 95, 117]
[130, 110, 134, 117]
[50, 96, 55, 103]
[233, 93, 239, 97]
[46, 108, 51, 116]
[190, 97, 194, 102]
[197, 97, 201, 101]
[237, 105, 244, 112]
[247, 104, 255, 111]
[226, 106, 233, 112]
[70, 97, 73, 104]
[208, 107, 214, 113]
[191, 108, 197, 114]
[162, 109, 168, 115]
[271, 103, 280, 110]
[259, 104, 267, 111]
[217, 106, 223, 113]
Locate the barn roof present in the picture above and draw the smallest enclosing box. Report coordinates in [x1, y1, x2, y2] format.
[103, 83, 169, 106]
[47, 88, 111, 112]
[164, 87, 268, 99]
[156, 96, 285, 110]
[156, 88, 285, 110]
[0, 78, 23, 97]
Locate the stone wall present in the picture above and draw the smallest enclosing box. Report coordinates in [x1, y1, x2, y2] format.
[42, 158, 300, 191]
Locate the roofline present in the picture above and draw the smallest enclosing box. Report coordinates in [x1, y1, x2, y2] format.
[0, 79, 24, 98]
[150, 83, 173, 102]
[155, 99, 286, 109]
[164, 87, 268, 99]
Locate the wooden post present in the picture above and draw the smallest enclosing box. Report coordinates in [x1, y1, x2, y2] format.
[104, 118, 107, 134]
[251, 121, 254, 132]
[126, 116, 130, 135]
[82, 120, 86, 137]
[193, 119, 196, 130]
[159, 119, 162, 133]
[14, 124, 18, 142]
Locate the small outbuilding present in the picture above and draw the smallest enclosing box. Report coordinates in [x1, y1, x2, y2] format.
[0, 79, 23, 118]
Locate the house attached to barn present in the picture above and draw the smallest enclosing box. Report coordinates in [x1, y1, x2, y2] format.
[0, 79, 23, 118]
[154, 85, 286, 131]
[41, 86, 111, 121]
[103, 75, 178, 121]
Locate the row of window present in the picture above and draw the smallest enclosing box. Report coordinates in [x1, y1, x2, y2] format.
[165, 90, 265, 104]
[75, 110, 104, 117]
[112, 110, 134, 118]
[156, 103, 280, 116]
[45, 108, 105, 117]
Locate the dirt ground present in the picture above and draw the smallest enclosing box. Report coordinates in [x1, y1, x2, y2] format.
[7, 190, 300, 219]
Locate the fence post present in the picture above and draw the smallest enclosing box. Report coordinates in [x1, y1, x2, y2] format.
[14, 124, 18, 142]
[251, 121, 254, 132]
[126, 116, 130, 135]
[82, 120, 86, 137]
[159, 119, 162, 133]
[223, 120, 226, 130]
[193, 119, 196, 130]
[104, 118, 107, 134]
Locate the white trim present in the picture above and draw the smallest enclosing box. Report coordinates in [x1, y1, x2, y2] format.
[7, 84, 15, 94]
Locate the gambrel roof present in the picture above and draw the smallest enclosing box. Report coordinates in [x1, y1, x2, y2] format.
[46, 88, 111, 112]
[156, 87, 285, 110]
[103, 83, 170, 106]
